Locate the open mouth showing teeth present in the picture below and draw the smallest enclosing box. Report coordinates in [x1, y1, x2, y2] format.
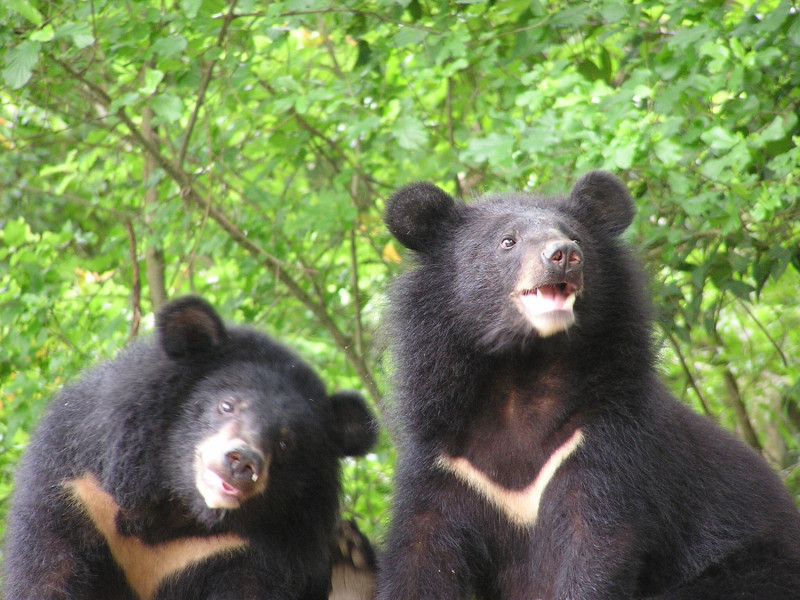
[514, 282, 579, 337]
[519, 283, 578, 309]
[195, 454, 268, 510]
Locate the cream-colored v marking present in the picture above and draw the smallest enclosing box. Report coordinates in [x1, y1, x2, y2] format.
[437, 428, 584, 527]
[67, 473, 248, 600]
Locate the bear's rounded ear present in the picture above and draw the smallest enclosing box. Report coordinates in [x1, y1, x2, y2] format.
[156, 296, 228, 359]
[567, 171, 635, 237]
[329, 391, 378, 457]
[384, 182, 458, 252]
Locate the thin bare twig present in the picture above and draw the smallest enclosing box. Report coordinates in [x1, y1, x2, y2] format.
[126, 221, 142, 339]
[177, 0, 238, 168]
[735, 296, 790, 368]
[663, 326, 715, 419]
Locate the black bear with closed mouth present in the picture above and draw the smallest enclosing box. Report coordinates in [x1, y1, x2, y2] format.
[4, 296, 378, 600]
[376, 171, 800, 599]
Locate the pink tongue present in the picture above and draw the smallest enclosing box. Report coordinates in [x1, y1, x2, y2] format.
[204, 469, 240, 496]
[532, 286, 567, 310]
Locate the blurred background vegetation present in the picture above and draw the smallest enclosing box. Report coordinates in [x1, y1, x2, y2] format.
[1, 0, 799, 566]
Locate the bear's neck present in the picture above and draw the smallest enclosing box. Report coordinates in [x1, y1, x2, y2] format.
[398, 330, 653, 447]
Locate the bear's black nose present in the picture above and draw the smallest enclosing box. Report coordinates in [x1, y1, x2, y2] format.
[542, 240, 583, 275]
[225, 448, 265, 482]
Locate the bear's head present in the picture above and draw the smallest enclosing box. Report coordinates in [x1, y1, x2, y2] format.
[154, 297, 378, 519]
[385, 171, 638, 352]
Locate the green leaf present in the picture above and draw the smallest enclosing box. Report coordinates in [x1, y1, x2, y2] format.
[668, 25, 711, 50]
[2, 41, 40, 89]
[577, 59, 603, 82]
[393, 115, 428, 150]
[462, 133, 515, 166]
[605, 139, 635, 170]
[722, 279, 754, 298]
[515, 89, 543, 110]
[667, 171, 691, 195]
[56, 22, 94, 49]
[788, 15, 800, 46]
[599, 1, 628, 22]
[354, 39, 371, 68]
[550, 4, 593, 27]
[682, 191, 716, 216]
[700, 126, 739, 151]
[109, 92, 141, 113]
[441, 57, 468, 77]
[654, 138, 684, 166]
[150, 36, 188, 59]
[392, 27, 427, 48]
[407, 0, 422, 21]
[6, 0, 43, 26]
[181, 0, 202, 18]
[2, 219, 32, 247]
[141, 69, 165, 96]
[699, 156, 729, 181]
[345, 115, 382, 142]
[759, 3, 788, 33]
[761, 113, 798, 142]
[30, 25, 55, 43]
[294, 95, 309, 114]
[150, 94, 183, 123]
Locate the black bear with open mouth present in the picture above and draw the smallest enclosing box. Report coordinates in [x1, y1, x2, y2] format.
[377, 171, 800, 599]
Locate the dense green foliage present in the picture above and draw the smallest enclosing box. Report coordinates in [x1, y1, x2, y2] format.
[2, 0, 799, 564]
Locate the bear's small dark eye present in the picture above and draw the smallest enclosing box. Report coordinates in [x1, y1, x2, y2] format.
[500, 237, 516, 249]
[572, 239, 581, 246]
[219, 399, 236, 415]
[277, 435, 293, 454]
[275, 426, 293, 454]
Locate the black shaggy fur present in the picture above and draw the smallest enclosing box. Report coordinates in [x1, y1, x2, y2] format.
[377, 171, 800, 599]
[4, 296, 377, 600]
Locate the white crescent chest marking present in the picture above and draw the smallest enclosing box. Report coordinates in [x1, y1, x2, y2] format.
[437, 428, 584, 527]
